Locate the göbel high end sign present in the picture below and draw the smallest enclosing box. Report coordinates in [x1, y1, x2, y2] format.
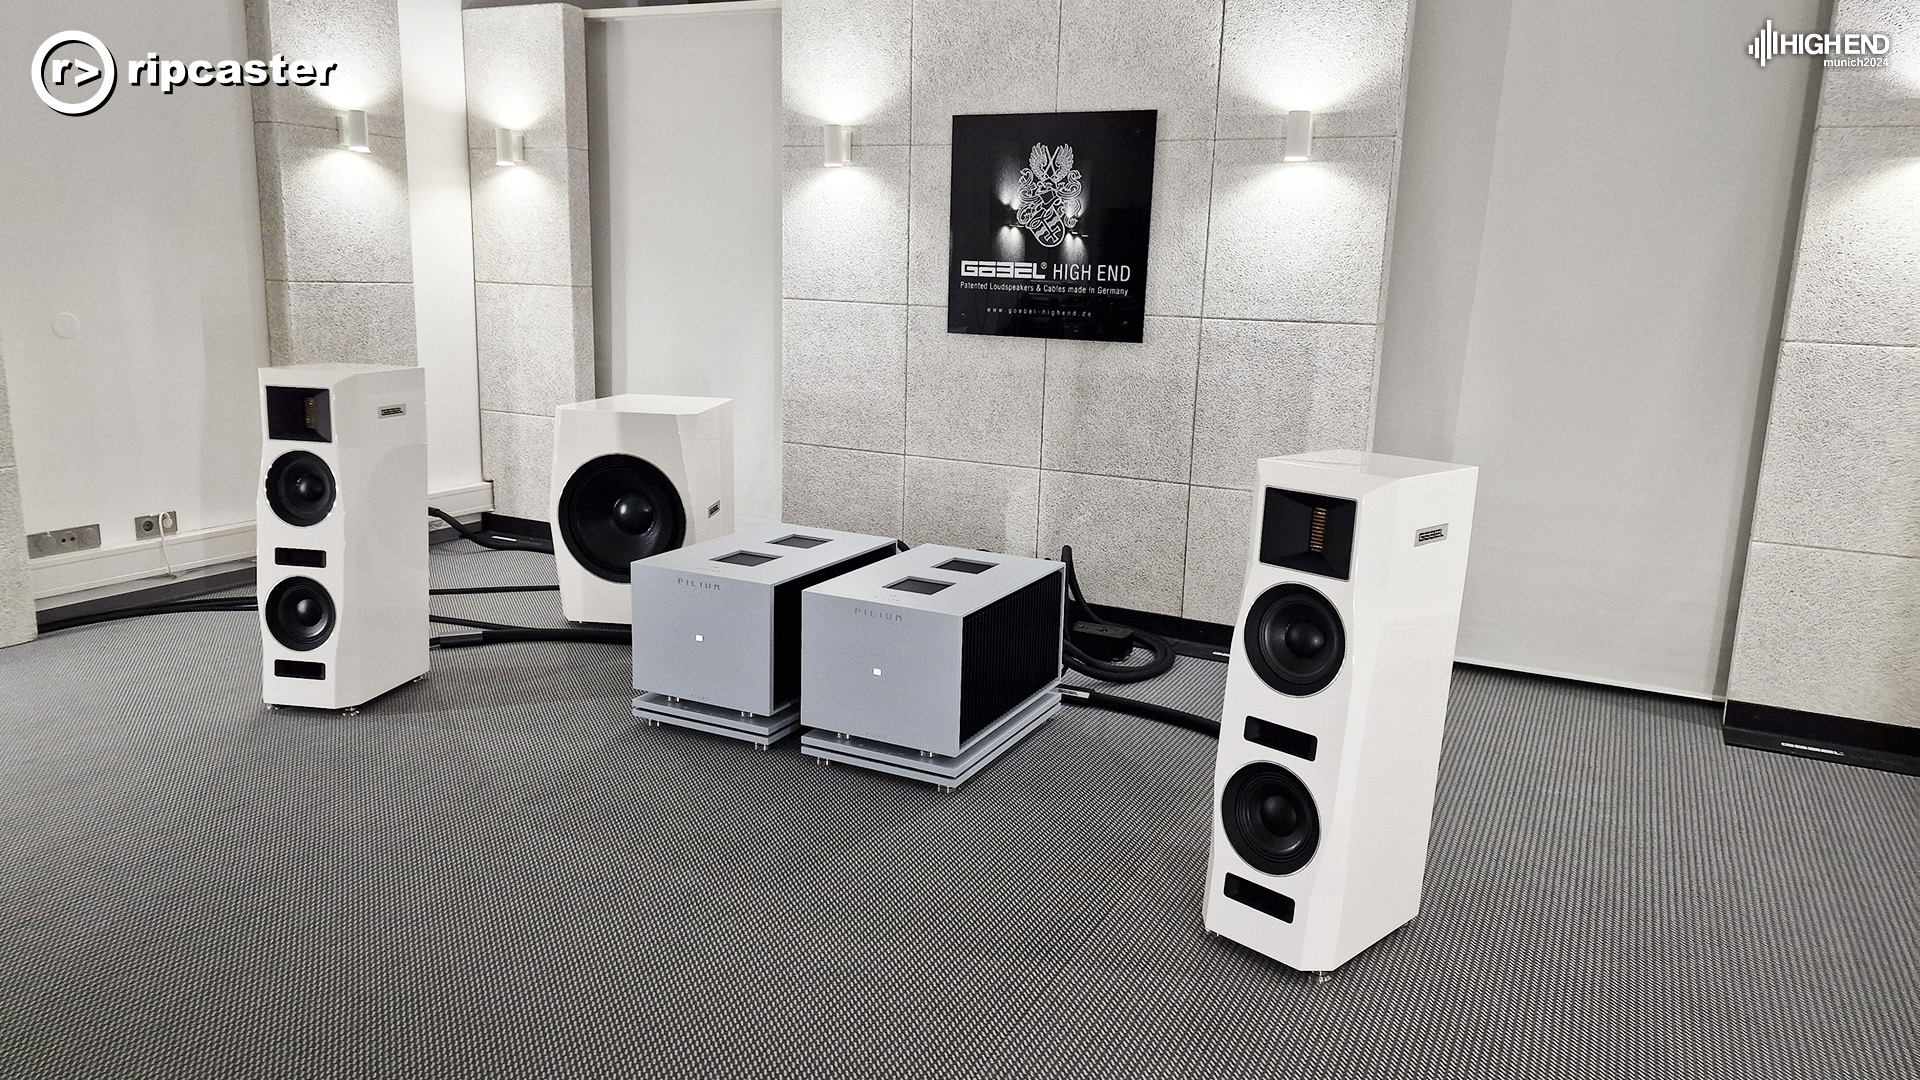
[947, 110, 1157, 343]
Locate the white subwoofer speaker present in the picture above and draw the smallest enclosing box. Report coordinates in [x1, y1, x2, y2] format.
[1205, 451, 1477, 974]
[258, 364, 429, 710]
[551, 395, 734, 625]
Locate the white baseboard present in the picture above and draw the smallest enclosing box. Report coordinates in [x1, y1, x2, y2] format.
[426, 481, 496, 521]
[1454, 654, 1723, 704]
[29, 481, 494, 609]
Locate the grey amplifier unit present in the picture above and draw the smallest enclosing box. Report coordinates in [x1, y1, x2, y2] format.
[631, 524, 901, 746]
[798, 545, 1065, 790]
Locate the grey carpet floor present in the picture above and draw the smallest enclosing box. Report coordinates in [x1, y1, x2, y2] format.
[0, 544, 1915, 1079]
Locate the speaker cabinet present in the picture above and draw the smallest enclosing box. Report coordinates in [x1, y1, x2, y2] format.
[1205, 451, 1477, 973]
[550, 395, 734, 625]
[258, 365, 428, 709]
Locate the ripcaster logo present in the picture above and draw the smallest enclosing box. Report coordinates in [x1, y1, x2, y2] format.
[1016, 142, 1083, 248]
[675, 577, 719, 591]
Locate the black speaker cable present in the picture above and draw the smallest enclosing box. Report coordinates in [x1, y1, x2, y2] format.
[428, 507, 555, 555]
[40, 594, 587, 653]
[36, 597, 260, 635]
[431, 627, 629, 649]
[1057, 686, 1219, 739]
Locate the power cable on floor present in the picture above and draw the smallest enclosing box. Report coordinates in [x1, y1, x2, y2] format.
[1057, 686, 1220, 739]
[1055, 545, 1218, 737]
[428, 507, 554, 555]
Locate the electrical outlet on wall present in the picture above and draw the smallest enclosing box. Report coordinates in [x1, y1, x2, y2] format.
[133, 512, 180, 540]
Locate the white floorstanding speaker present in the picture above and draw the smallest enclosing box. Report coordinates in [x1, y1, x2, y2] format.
[258, 364, 428, 710]
[551, 395, 734, 625]
[1205, 451, 1477, 974]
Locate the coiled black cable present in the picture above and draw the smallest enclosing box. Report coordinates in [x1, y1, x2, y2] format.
[1056, 545, 1217, 738]
[1059, 545, 1178, 684]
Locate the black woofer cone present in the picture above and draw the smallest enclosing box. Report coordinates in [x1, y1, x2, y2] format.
[557, 454, 687, 583]
[1222, 762, 1319, 876]
[1244, 583, 1345, 696]
[265, 451, 336, 527]
[265, 576, 336, 652]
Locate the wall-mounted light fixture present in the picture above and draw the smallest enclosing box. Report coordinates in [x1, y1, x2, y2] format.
[495, 128, 525, 167]
[1283, 110, 1313, 162]
[337, 110, 371, 153]
[822, 124, 852, 168]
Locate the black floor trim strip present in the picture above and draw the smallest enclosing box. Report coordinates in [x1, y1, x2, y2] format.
[1724, 700, 1920, 778]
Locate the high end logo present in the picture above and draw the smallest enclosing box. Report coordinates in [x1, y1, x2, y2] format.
[852, 606, 901, 622]
[1016, 143, 1084, 249]
[676, 577, 720, 591]
[31, 29, 337, 116]
[1748, 20, 1892, 67]
[959, 260, 1131, 282]
[947, 109, 1155, 343]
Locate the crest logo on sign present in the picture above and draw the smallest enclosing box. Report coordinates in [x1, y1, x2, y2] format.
[1016, 143, 1083, 249]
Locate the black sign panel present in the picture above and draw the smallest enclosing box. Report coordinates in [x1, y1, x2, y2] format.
[946, 110, 1156, 343]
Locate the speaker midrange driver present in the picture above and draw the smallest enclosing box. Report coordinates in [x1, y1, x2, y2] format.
[264, 450, 336, 528]
[1221, 761, 1319, 876]
[264, 576, 337, 651]
[1244, 583, 1344, 696]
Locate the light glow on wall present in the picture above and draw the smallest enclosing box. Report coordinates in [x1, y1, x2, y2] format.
[1218, 6, 1409, 134]
[789, 39, 904, 134]
[311, 134, 392, 192]
[307, 46, 399, 116]
[1832, 155, 1920, 283]
[475, 152, 549, 204]
[1887, 30, 1920, 98]
[1243, 150, 1342, 205]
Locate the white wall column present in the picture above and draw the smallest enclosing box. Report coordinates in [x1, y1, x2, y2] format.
[1728, 0, 1920, 726]
[463, 3, 595, 522]
[246, 0, 418, 367]
[0, 339, 32, 647]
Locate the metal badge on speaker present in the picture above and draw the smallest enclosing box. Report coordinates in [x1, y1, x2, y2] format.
[258, 366, 428, 710]
[630, 525, 901, 746]
[550, 395, 735, 624]
[1204, 451, 1477, 975]
[797, 546, 1066, 790]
